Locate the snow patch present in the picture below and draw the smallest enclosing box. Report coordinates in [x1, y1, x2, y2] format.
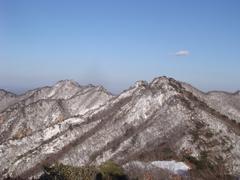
[151, 160, 190, 175]
[124, 160, 190, 175]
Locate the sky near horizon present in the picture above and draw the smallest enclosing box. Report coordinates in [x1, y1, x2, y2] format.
[1, 0, 240, 94]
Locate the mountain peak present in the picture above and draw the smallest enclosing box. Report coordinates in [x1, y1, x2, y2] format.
[150, 76, 170, 86]
[149, 76, 182, 92]
[54, 80, 80, 88]
[134, 80, 148, 88]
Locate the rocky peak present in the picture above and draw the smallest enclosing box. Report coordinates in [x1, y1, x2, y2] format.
[148, 76, 183, 95]
[134, 80, 148, 88]
[45, 80, 82, 100]
[54, 80, 80, 88]
[150, 76, 172, 88]
[150, 76, 169, 85]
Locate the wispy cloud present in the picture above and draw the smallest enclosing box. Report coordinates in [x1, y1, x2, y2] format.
[175, 50, 190, 56]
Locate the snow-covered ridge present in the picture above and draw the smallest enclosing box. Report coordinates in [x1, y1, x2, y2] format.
[0, 80, 113, 113]
[0, 80, 114, 143]
[181, 81, 240, 122]
[0, 76, 239, 178]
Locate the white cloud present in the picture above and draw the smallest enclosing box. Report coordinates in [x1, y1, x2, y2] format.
[175, 50, 190, 56]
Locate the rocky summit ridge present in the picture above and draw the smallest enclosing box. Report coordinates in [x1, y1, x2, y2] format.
[0, 76, 239, 179]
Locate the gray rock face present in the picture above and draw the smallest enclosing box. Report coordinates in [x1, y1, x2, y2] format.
[0, 77, 239, 178]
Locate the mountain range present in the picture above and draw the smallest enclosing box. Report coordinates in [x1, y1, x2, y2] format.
[0, 76, 239, 179]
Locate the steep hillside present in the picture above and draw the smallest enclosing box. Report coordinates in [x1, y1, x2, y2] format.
[0, 77, 239, 179]
[181, 82, 240, 123]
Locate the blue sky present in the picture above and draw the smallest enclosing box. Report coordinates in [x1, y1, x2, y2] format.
[1, 0, 240, 94]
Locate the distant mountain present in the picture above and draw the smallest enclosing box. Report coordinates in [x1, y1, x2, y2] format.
[0, 77, 239, 179]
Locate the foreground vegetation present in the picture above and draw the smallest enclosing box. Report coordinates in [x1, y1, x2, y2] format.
[4, 161, 128, 180]
[4, 159, 239, 180]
